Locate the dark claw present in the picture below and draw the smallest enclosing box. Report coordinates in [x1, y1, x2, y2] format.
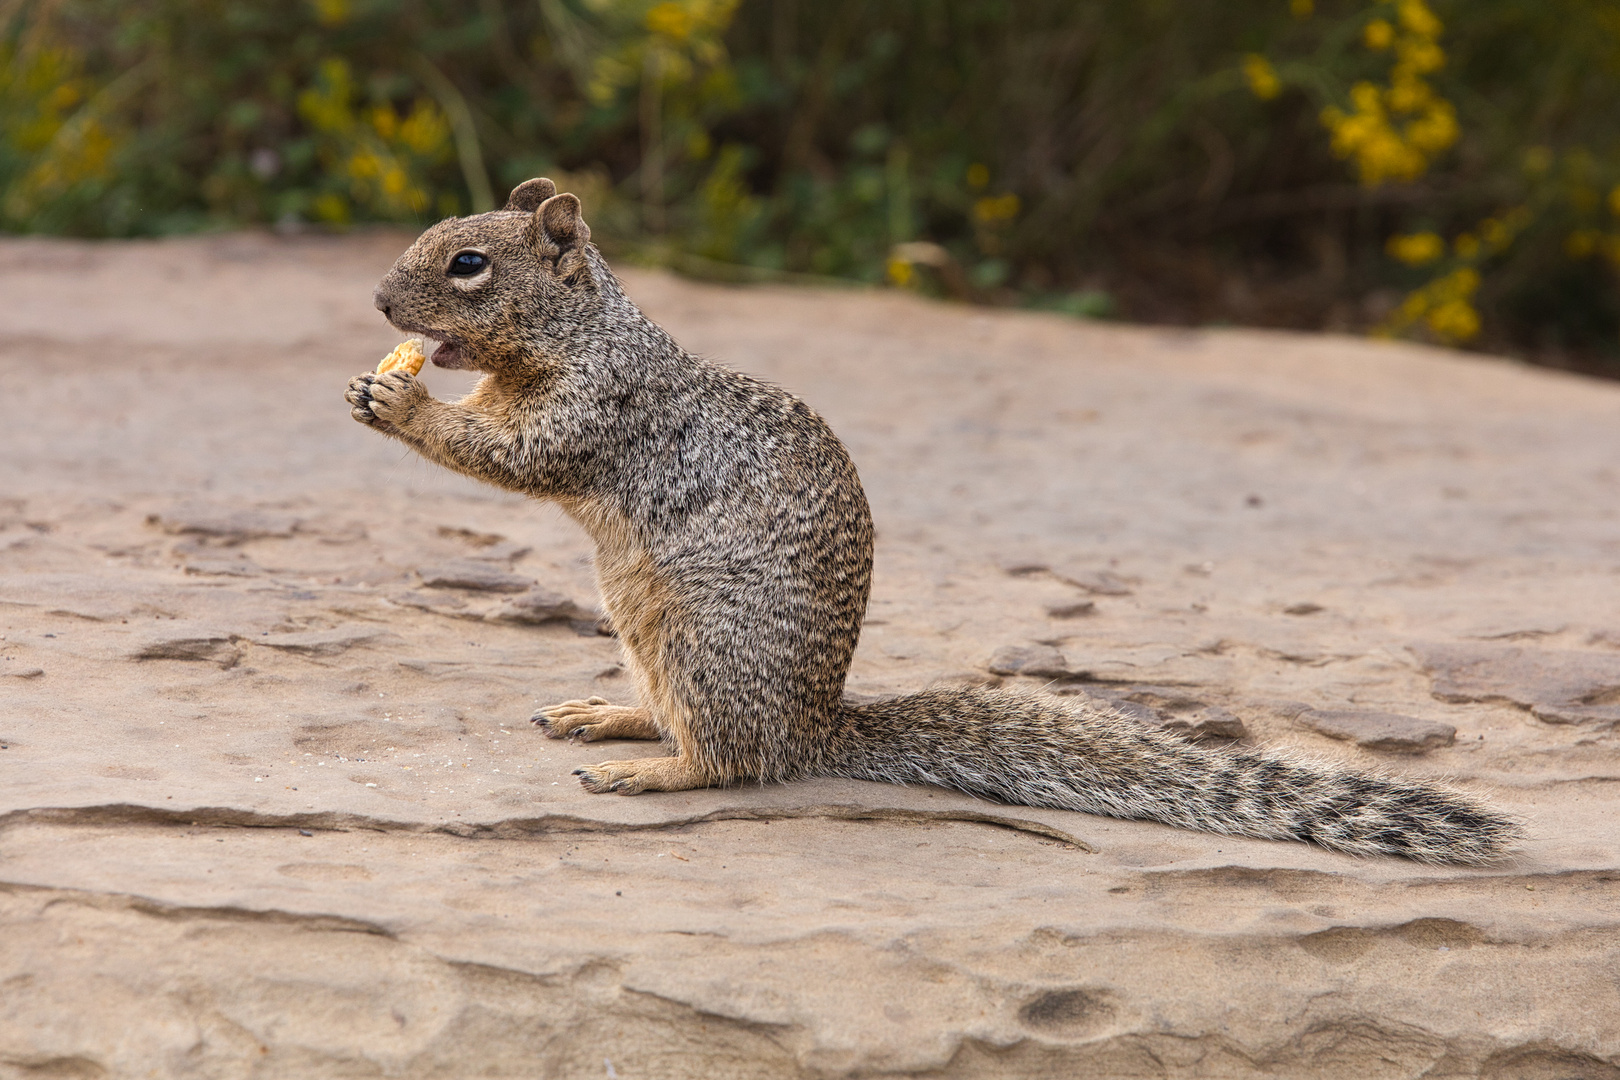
[346, 375, 395, 427]
[571, 768, 585, 776]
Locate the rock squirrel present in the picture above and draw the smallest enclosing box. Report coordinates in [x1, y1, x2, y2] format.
[347, 178, 1520, 864]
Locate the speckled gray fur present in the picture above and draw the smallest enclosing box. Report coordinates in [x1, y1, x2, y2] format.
[345, 179, 1520, 864]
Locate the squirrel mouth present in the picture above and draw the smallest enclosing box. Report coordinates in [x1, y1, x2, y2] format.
[423, 336, 469, 370]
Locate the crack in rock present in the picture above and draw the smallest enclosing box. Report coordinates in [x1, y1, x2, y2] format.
[1, 879, 392, 936]
[0, 803, 1095, 850]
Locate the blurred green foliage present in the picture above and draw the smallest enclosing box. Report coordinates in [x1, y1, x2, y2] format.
[6, 0, 1620, 371]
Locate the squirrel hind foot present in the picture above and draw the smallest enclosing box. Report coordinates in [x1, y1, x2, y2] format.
[574, 755, 705, 795]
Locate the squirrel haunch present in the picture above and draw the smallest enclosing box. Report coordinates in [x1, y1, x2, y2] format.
[344, 178, 1522, 865]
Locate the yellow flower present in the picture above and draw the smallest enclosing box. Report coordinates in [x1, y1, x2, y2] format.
[1385, 76, 1429, 115]
[1453, 233, 1480, 258]
[646, 2, 695, 42]
[1387, 232, 1444, 265]
[973, 193, 1020, 223]
[1380, 268, 1480, 344]
[1427, 299, 1480, 342]
[1398, 0, 1443, 40]
[886, 257, 914, 288]
[1403, 100, 1457, 153]
[966, 163, 989, 190]
[1243, 55, 1281, 101]
[47, 82, 82, 111]
[1349, 81, 1383, 114]
[312, 192, 349, 223]
[346, 148, 381, 180]
[1323, 95, 1428, 186]
[297, 58, 355, 135]
[1565, 230, 1599, 258]
[312, 0, 349, 27]
[369, 106, 397, 140]
[1322, 0, 1453, 189]
[1394, 38, 1445, 78]
[398, 100, 450, 157]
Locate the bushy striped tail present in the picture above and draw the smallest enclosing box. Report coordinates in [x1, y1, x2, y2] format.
[827, 686, 1520, 864]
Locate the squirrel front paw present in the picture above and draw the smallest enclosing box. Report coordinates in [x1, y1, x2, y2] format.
[532, 698, 661, 741]
[346, 371, 425, 428]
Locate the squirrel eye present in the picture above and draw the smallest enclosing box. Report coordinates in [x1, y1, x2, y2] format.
[447, 251, 488, 276]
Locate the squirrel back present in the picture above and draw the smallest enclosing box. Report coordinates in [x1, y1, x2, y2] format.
[348, 178, 1520, 864]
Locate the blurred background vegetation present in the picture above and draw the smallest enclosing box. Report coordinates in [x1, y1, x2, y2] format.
[6, 0, 1620, 375]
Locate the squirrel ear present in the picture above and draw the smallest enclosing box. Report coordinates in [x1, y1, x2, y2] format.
[503, 178, 556, 212]
[536, 192, 590, 249]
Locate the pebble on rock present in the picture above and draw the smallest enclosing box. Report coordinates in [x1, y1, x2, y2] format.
[1160, 706, 1249, 739]
[996, 555, 1051, 577]
[1296, 709, 1456, 753]
[130, 629, 241, 668]
[1053, 568, 1134, 596]
[987, 644, 1074, 679]
[484, 587, 596, 626]
[417, 560, 535, 593]
[149, 506, 300, 544]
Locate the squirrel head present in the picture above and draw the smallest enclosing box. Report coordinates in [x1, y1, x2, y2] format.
[372, 178, 602, 376]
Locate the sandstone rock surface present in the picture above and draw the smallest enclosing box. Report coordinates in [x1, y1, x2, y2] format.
[2, 232, 1619, 1077]
[1295, 707, 1458, 753]
[1412, 641, 1620, 727]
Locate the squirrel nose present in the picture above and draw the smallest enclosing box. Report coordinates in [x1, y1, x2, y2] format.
[372, 286, 391, 318]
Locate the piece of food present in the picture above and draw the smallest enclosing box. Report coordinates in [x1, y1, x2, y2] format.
[377, 338, 426, 376]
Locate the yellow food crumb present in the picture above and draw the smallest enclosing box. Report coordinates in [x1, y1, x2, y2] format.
[377, 338, 425, 376]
